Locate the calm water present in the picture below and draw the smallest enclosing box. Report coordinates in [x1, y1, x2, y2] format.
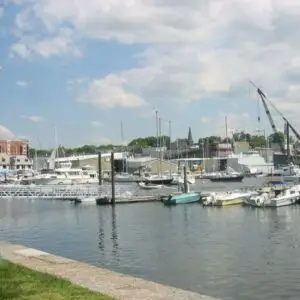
[1, 180, 300, 300]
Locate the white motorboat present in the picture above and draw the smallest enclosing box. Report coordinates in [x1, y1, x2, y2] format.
[202, 190, 253, 206]
[246, 187, 274, 207]
[171, 172, 195, 185]
[138, 182, 163, 190]
[266, 185, 300, 207]
[21, 167, 98, 185]
[74, 197, 96, 204]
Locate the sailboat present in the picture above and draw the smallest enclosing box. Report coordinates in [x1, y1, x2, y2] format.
[141, 112, 173, 185]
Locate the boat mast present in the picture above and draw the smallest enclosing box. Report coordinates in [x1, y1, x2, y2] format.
[120, 120, 126, 173]
[159, 116, 162, 174]
[169, 120, 171, 175]
[155, 110, 159, 149]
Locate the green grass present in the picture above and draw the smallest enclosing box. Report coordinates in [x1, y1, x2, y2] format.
[0, 260, 114, 300]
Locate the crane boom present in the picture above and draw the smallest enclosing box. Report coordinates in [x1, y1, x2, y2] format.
[249, 81, 286, 154]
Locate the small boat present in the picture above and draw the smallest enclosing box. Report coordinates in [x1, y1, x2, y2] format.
[141, 173, 173, 185]
[201, 192, 217, 206]
[266, 185, 300, 207]
[74, 196, 96, 204]
[214, 191, 252, 206]
[163, 192, 201, 205]
[245, 187, 274, 207]
[209, 174, 244, 182]
[138, 182, 163, 190]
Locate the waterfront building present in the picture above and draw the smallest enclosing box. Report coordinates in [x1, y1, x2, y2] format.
[0, 139, 32, 171]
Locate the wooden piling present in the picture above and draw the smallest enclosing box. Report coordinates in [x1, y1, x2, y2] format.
[98, 152, 102, 185]
[111, 152, 115, 205]
[183, 166, 188, 193]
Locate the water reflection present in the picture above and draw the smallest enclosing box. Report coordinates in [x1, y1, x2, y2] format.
[111, 206, 119, 262]
[97, 208, 105, 252]
[97, 206, 119, 263]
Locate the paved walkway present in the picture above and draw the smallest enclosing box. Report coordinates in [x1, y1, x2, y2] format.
[0, 242, 220, 300]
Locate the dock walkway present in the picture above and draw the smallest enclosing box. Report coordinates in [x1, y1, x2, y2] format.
[0, 184, 162, 203]
[0, 242, 220, 300]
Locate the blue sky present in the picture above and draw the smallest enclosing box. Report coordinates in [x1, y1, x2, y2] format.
[0, 1, 299, 148]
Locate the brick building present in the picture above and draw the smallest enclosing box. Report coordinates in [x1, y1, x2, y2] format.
[0, 139, 32, 171]
[0, 139, 29, 156]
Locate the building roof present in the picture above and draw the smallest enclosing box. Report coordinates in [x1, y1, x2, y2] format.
[127, 156, 155, 163]
[53, 152, 125, 162]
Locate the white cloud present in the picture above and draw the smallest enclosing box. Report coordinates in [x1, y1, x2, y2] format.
[7, 0, 300, 128]
[20, 115, 45, 122]
[89, 136, 112, 145]
[213, 112, 252, 137]
[90, 121, 104, 128]
[0, 124, 15, 139]
[200, 117, 211, 124]
[16, 80, 29, 87]
[10, 28, 81, 59]
[78, 75, 146, 109]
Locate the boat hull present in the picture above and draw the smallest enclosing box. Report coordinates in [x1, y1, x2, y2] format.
[210, 175, 244, 182]
[138, 182, 163, 190]
[215, 198, 244, 206]
[142, 178, 173, 185]
[163, 192, 201, 205]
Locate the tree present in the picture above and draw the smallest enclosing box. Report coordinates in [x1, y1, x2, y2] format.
[233, 131, 251, 142]
[128, 135, 170, 148]
[268, 132, 285, 145]
[249, 135, 266, 148]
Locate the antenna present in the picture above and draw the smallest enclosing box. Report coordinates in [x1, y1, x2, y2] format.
[120, 120, 125, 145]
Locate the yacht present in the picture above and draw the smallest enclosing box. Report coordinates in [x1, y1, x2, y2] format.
[21, 167, 98, 185]
[141, 172, 173, 185]
[171, 172, 195, 185]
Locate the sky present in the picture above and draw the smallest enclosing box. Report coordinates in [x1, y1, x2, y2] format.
[1, 0, 300, 148]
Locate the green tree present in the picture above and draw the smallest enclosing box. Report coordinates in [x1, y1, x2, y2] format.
[128, 135, 170, 148]
[249, 135, 266, 148]
[268, 132, 285, 145]
[233, 131, 251, 142]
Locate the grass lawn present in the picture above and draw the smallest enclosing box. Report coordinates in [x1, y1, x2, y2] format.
[0, 260, 114, 300]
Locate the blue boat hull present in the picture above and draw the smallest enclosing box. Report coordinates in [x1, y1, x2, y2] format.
[164, 192, 201, 205]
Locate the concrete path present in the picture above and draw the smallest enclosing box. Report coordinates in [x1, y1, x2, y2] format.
[0, 242, 220, 300]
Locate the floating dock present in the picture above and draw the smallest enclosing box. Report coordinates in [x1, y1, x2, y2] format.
[0, 184, 161, 204]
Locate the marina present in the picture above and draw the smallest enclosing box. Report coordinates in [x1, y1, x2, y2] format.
[1, 188, 300, 300]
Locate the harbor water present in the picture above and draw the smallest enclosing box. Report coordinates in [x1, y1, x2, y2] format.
[1, 179, 300, 300]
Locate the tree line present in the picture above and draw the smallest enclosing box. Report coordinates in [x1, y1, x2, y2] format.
[28, 131, 290, 157]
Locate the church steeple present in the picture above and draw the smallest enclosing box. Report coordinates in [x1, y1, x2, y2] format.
[187, 127, 193, 146]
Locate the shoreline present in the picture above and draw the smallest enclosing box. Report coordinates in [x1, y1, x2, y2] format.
[0, 242, 220, 300]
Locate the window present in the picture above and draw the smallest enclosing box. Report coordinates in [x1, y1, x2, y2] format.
[20, 145, 23, 154]
[1, 158, 5, 162]
[25, 159, 28, 162]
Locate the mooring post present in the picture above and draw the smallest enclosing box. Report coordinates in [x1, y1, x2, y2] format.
[98, 152, 102, 185]
[111, 151, 115, 205]
[183, 165, 188, 193]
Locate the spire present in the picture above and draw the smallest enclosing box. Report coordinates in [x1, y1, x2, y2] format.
[187, 127, 193, 146]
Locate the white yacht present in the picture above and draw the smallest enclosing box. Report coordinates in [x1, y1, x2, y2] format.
[266, 185, 300, 207]
[171, 172, 195, 185]
[21, 167, 98, 185]
[247, 185, 300, 207]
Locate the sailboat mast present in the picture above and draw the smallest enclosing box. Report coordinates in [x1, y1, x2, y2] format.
[169, 120, 171, 175]
[54, 126, 59, 158]
[159, 117, 162, 174]
[120, 120, 124, 145]
[155, 110, 159, 148]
